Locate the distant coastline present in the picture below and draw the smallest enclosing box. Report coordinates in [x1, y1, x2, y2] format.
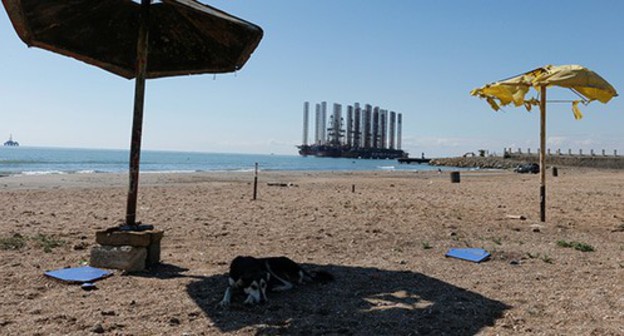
[430, 154, 624, 170]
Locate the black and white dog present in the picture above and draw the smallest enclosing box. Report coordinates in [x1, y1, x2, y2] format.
[219, 256, 333, 307]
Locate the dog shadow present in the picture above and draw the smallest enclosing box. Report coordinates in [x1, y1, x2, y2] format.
[186, 264, 510, 335]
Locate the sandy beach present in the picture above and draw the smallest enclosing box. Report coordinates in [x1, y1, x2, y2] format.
[1, 169, 623, 335]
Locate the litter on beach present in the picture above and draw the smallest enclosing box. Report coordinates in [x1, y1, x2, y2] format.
[80, 283, 98, 291]
[267, 182, 297, 187]
[445, 248, 491, 263]
[44, 266, 112, 283]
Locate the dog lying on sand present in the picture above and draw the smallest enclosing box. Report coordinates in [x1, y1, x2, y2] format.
[219, 256, 333, 307]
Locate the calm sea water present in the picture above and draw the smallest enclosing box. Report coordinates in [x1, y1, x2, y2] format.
[0, 146, 448, 176]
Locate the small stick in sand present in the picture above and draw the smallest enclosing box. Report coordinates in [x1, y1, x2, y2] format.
[253, 162, 258, 200]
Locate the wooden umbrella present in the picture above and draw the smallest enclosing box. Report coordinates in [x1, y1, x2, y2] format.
[2, 0, 263, 228]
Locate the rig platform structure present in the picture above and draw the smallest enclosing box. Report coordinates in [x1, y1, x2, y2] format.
[298, 101, 407, 159]
[3, 134, 19, 146]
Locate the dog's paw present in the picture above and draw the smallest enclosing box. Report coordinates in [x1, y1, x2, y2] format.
[217, 299, 230, 309]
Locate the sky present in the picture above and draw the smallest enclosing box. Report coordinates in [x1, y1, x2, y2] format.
[1, 1, 623, 157]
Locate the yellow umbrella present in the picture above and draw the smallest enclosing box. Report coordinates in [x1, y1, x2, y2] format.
[471, 64, 618, 222]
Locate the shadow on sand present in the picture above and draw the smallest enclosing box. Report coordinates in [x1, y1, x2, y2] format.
[185, 264, 510, 335]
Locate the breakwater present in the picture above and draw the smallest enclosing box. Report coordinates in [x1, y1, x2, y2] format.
[430, 154, 624, 170]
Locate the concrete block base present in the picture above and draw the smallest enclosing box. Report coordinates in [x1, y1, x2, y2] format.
[90, 245, 147, 272]
[96, 229, 152, 247]
[91, 227, 164, 271]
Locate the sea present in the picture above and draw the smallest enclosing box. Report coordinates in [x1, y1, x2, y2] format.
[0, 146, 451, 176]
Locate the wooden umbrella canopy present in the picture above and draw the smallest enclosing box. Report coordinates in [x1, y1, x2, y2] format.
[471, 65, 618, 222]
[2, 0, 263, 228]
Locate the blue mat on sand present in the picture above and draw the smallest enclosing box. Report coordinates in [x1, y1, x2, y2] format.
[44, 266, 112, 283]
[446, 248, 490, 263]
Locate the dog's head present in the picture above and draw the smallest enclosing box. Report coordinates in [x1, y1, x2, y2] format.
[232, 271, 270, 304]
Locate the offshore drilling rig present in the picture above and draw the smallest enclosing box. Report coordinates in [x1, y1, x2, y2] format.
[298, 101, 407, 159]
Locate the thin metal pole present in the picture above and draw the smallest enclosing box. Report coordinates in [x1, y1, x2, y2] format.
[539, 86, 546, 222]
[126, 0, 151, 226]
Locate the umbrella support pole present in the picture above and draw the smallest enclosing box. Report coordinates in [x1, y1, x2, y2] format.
[539, 86, 546, 222]
[125, 0, 151, 228]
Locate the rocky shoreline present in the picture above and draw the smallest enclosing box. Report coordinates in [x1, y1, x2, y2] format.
[429, 154, 624, 170]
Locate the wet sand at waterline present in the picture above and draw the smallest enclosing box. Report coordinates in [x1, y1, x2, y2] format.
[1, 169, 622, 335]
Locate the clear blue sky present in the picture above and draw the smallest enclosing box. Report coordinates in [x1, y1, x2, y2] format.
[1, 1, 622, 157]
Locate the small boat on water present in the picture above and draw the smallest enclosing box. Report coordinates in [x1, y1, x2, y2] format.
[4, 134, 19, 146]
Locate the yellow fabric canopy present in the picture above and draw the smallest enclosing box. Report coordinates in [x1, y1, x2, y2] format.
[471, 65, 618, 119]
